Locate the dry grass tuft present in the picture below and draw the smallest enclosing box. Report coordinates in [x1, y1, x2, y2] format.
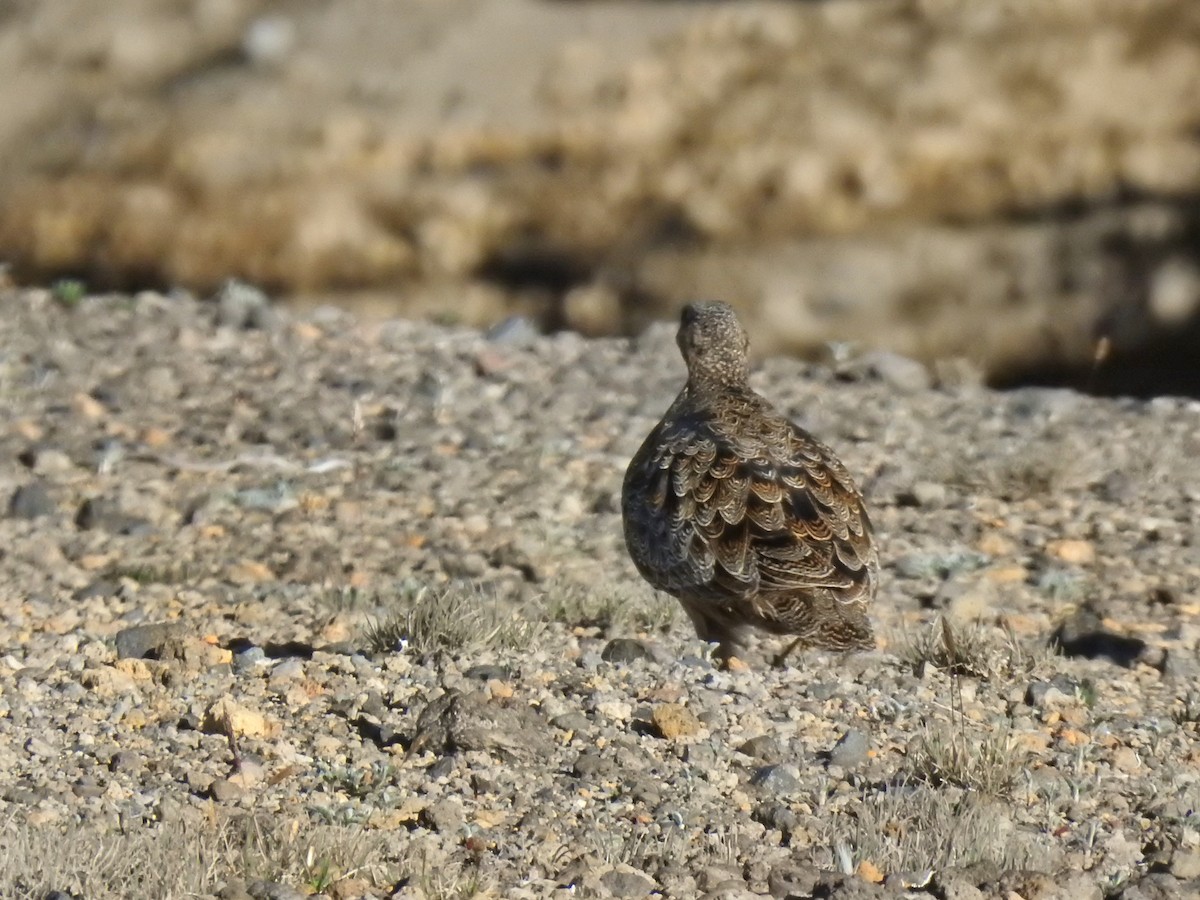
[363, 582, 542, 656]
[831, 784, 1049, 876]
[541, 581, 678, 634]
[904, 724, 1020, 797]
[900, 617, 1048, 680]
[0, 813, 395, 900]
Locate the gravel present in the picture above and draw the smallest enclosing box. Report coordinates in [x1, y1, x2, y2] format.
[0, 287, 1198, 899]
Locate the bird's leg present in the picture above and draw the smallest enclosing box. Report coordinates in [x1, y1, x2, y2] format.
[772, 636, 806, 669]
[685, 604, 746, 668]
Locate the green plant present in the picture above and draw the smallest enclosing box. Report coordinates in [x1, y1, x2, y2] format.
[321, 761, 397, 800]
[51, 278, 87, 308]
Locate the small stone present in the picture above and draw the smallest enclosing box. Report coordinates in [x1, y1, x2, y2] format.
[751, 764, 802, 795]
[74, 498, 150, 534]
[573, 751, 610, 779]
[937, 875, 985, 900]
[72, 777, 104, 799]
[1170, 849, 1200, 880]
[910, 481, 948, 507]
[230, 759, 266, 789]
[601, 638, 653, 664]
[8, 482, 54, 519]
[767, 864, 821, 899]
[552, 712, 590, 733]
[203, 698, 274, 739]
[268, 658, 304, 683]
[114, 622, 183, 660]
[72, 391, 107, 420]
[1025, 680, 1072, 708]
[463, 664, 510, 681]
[651, 703, 703, 740]
[216, 883, 253, 900]
[807, 682, 839, 701]
[216, 279, 276, 330]
[31, 447, 74, 475]
[421, 797, 465, 833]
[857, 859, 885, 883]
[109, 750, 144, 773]
[443, 551, 488, 578]
[79, 666, 139, 697]
[486, 678, 514, 700]
[74, 579, 120, 601]
[245, 880, 305, 900]
[596, 700, 633, 722]
[860, 350, 932, 392]
[736, 735, 782, 762]
[946, 587, 993, 624]
[233, 646, 268, 673]
[485, 315, 540, 344]
[209, 778, 244, 803]
[26, 737, 55, 757]
[159, 635, 233, 672]
[227, 560, 276, 585]
[829, 729, 870, 769]
[697, 864, 744, 891]
[1047, 539, 1095, 565]
[1112, 747, 1142, 773]
[242, 15, 296, 67]
[597, 865, 656, 897]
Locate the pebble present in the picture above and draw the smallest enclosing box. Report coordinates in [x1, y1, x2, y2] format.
[736, 735, 782, 762]
[216, 280, 277, 330]
[601, 638, 653, 664]
[8, 482, 55, 519]
[750, 764, 803, 796]
[651, 703, 703, 740]
[870, 351, 933, 392]
[114, 622, 182, 660]
[593, 866, 657, 898]
[828, 729, 870, 769]
[0, 289, 1194, 898]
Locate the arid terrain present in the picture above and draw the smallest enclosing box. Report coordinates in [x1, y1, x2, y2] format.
[0, 286, 1198, 898]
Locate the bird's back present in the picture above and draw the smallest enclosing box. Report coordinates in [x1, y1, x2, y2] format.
[622, 381, 877, 642]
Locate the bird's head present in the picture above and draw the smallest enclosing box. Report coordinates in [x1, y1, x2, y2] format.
[677, 300, 751, 387]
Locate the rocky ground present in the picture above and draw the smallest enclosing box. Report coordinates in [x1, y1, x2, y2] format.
[0, 285, 1198, 898]
[3, 0, 1200, 390]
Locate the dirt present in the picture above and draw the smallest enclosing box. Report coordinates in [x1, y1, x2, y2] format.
[0, 286, 1198, 898]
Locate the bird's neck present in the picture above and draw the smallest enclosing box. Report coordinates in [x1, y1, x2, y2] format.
[685, 373, 751, 398]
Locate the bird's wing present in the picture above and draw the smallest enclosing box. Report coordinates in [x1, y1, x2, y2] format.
[750, 428, 876, 603]
[623, 416, 743, 597]
[670, 416, 874, 603]
[623, 402, 875, 607]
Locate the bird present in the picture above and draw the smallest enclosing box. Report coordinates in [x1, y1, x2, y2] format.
[621, 300, 878, 666]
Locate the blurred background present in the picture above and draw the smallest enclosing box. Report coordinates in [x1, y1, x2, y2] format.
[2, 0, 1199, 396]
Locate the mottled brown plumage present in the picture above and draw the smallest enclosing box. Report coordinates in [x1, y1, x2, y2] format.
[622, 301, 878, 664]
